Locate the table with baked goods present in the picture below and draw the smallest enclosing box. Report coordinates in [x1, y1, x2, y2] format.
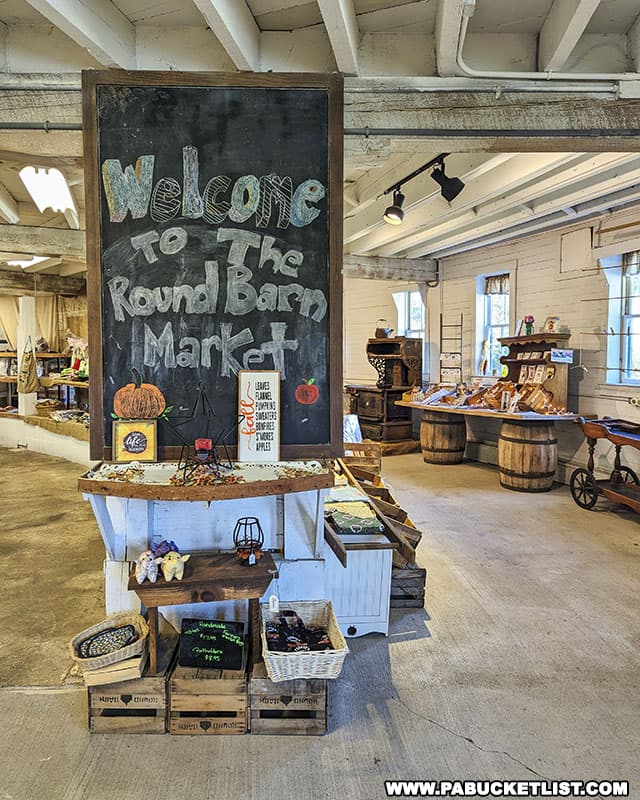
[396, 401, 577, 492]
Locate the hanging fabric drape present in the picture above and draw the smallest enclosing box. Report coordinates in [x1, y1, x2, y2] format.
[484, 274, 510, 295]
[622, 251, 640, 277]
[0, 296, 19, 349]
[36, 295, 60, 351]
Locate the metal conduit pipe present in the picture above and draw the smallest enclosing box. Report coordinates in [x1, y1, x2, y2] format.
[2, 122, 640, 138]
[346, 77, 619, 95]
[344, 128, 640, 137]
[456, 1, 640, 87]
[0, 122, 81, 130]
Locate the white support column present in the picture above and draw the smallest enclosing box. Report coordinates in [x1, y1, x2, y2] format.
[16, 295, 36, 417]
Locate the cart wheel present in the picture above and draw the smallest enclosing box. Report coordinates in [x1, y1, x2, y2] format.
[569, 468, 599, 509]
[616, 466, 640, 485]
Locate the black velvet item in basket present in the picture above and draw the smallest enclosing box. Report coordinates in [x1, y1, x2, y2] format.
[77, 624, 138, 658]
[265, 610, 332, 653]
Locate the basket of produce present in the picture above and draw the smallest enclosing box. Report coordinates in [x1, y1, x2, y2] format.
[261, 600, 348, 683]
[35, 398, 63, 416]
[69, 612, 149, 672]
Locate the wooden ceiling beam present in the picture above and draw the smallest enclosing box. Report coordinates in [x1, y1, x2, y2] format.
[192, 0, 261, 71]
[317, 0, 359, 75]
[0, 182, 19, 224]
[391, 154, 640, 257]
[538, 0, 601, 72]
[22, 0, 135, 69]
[343, 254, 436, 282]
[435, 0, 464, 78]
[0, 267, 85, 295]
[0, 224, 85, 260]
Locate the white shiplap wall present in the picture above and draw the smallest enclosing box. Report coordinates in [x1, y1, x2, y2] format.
[343, 277, 415, 385]
[427, 204, 640, 481]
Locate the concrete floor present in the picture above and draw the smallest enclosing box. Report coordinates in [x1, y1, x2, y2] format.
[0, 449, 639, 799]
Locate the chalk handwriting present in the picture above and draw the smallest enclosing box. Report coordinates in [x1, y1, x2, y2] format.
[101, 147, 326, 229]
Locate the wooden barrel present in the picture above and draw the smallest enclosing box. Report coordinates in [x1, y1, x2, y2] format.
[497, 420, 557, 492]
[420, 411, 466, 464]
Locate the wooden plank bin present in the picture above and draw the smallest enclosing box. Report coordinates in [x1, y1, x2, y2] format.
[87, 635, 177, 734]
[390, 565, 427, 608]
[169, 664, 248, 735]
[249, 661, 327, 735]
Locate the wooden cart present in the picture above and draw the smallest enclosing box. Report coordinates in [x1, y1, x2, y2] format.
[570, 417, 640, 511]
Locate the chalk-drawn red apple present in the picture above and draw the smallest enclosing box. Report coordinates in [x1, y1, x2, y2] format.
[295, 378, 319, 405]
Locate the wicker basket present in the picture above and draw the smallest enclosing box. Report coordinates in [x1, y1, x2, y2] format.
[69, 612, 149, 673]
[35, 400, 63, 417]
[261, 600, 348, 683]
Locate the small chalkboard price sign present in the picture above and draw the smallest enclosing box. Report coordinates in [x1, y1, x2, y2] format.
[178, 618, 246, 671]
[82, 70, 343, 462]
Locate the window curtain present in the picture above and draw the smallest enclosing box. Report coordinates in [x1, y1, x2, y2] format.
[622, 251, 640, 277]
[0, 296, 19, 349]
[484, 273, 510, 295]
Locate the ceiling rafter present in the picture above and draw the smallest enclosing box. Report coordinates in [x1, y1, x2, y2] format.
[22, 0, 135, 69]
[435, 0, 464, 77]
[317, 0, 360, 75]
[193, 0, 261, 71]
[538, 0, 602, 72]
[376, 153, 634, 256]
[402, 159, 640, 258]
[0, 182, 19, 225]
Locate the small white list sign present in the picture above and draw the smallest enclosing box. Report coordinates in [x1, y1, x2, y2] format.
[237, 370, 281, 462]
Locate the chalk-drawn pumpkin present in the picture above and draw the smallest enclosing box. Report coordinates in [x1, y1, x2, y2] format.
[113, 368, 166, 419]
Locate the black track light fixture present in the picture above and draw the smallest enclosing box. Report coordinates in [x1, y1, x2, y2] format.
[430, 164, 465, 202]
[383, 189, 405, 225]
[381, 152, 464, 224]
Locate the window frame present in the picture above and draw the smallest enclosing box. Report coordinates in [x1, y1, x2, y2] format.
[603, 254, 640, 386]
[475, 272, 511, 378]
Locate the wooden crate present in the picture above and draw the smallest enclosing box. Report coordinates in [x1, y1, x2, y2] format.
[342, 440, 382, 474]
[169, 664, 247, 735]
[87, 635, 176, 734]
[390, 565, 427, 608]
[249, 661, 327, 735]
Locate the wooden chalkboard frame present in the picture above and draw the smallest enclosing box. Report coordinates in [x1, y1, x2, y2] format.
[82, 70, 343, 463]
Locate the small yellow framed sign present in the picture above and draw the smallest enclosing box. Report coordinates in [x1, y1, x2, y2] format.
[112, 419, 158, 462]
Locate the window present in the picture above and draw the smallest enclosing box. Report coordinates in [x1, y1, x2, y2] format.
[479, 273, 510, 377]
[604, 251, 640, 384]
[393, 289, 425, 339]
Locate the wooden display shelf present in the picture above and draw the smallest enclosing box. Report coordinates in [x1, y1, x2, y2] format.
[0, 376, 17, 383]
[79, 466, 333, 502]
[129, 551, 277, 675]
[0, 351, 67, 359]
[497, 333, 571, 347]
[39, 377, 89, 388]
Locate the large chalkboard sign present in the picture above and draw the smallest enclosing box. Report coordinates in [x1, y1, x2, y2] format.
[83, 71, 343, 461]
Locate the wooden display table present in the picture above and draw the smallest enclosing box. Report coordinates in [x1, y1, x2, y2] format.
[129, 552, 277, 674]
[396, 401, 577, 492]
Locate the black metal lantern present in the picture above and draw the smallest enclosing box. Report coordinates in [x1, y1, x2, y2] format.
[233, 517, 265, 565]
